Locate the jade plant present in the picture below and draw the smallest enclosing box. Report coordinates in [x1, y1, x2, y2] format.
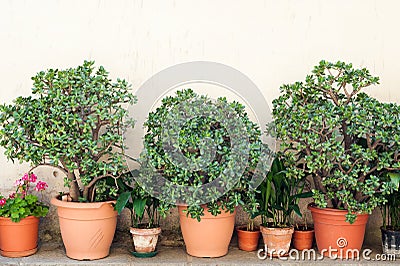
[270, 60, 400, 223]
[0, 61, 136, 202]
[138, 89, 265, 221]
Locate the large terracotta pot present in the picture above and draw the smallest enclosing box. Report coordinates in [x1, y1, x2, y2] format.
[236, 226, 260, 251]
[178, 205, 236, 257]
[0, 216, 39, 257]
[51, 197, 117, 260]
[130, 227, 161, 253]
[308, 203, 369, 258]
[260, 226, 294, 256]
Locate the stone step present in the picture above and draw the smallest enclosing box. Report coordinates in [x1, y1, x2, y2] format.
[0, 242, 397, 266]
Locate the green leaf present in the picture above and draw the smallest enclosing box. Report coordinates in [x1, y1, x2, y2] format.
[133, 198, 147, 219]
[114, 192, 131, 214]
[388, 172, 400, 190]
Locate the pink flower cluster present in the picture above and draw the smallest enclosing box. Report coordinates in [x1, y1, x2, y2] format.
[20, 173, 37, 183]
[0, 173, 48, 207]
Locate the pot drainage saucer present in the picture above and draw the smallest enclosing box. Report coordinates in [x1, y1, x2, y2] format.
[131, 250, 158, 258]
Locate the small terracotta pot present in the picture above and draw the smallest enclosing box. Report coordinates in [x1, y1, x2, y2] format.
[51, 197, 117, 260]
[260, 226, 294, 256]
[293, 226, 314, 251]
[236, 226, 260, 251]
[130, 227, 161, 253]
[308, 203, 369, 258]
[0, 216, 39, 257]
[178, 205, 236, 257]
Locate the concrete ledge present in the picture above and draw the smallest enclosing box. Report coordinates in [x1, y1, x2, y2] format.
[0, 240, 397, 266]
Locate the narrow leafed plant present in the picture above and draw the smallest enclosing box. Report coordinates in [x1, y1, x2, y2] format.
[0, 61, 136, 202]
[381, 172, 400, 231]
[257, 156, 311, 228]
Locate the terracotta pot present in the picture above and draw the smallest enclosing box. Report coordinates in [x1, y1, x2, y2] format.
[130, 227, 161, 253]
[51, 197, 117, 260]
[0, 216, 39, 257]
[260, 226, 294, 256]
[178, 205, 236, 257]
[236, 226, 260, 251]
[308, 203, 369, 258]
[293, 226, 314, 251]
[381, 226, 400, 258]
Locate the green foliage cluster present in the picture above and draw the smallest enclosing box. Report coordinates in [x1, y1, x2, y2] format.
[0, 61, 136, 202]
[140, 89, 264, 221]
[271, 60, 400, 223]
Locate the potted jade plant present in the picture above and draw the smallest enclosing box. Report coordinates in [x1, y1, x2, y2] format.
[380, 172, 400, 258]
[0, 173, 49, 257]
[138, 89, 264, 257]
[270, 60, 400, 257]
[0, 61, 136, 260]
[115, 171, 162, 258]
[257, 156, 311, 257]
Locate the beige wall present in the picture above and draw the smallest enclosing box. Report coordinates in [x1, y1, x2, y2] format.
[1, 0, 399, 244]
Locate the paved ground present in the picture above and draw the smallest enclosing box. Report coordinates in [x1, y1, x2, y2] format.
[0, 238, 398, 265]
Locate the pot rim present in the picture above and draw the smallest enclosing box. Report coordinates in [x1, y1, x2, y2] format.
[307, 203, 368, 216]
[236, 225, 261, 232]
[294, 224, 314, 231]
[0, 215, 39, 221]
[130, 226, 161, 236]
[50, 196, 116, 209]
[380, 226, 400, 233]
[260, 225, 294, 233]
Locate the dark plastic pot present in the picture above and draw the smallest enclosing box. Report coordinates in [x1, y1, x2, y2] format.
[381, 226, 400, 258]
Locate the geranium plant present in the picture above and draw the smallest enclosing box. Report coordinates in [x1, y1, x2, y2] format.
[0, 61, 136, 202]
[270, 60, 400, 223]
[0, 173, 49, 222]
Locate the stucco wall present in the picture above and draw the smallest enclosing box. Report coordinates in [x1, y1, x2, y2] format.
[1, 0, 399, 246]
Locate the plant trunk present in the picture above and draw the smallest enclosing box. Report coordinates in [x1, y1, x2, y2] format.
[67, 172, 80, 202]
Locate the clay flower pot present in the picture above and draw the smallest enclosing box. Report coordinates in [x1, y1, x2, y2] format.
[308, 203, 369, 258]
[260, 226, 294, 256]
[178, 205, 236, 257]
[130, 227, 161, 253]
[51, 197, 117, 260]
[293, 225, 314, 251]
[0, 216, 39, 257]
[236, 226, 260, 251]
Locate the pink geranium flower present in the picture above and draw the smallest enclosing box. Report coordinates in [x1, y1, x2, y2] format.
[29, 173, 37, 183]
[14, 179, 23, 186]
[0, 198, 6, 207]
[35, 181, 48, 191]
[21, 173, 29, 181]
